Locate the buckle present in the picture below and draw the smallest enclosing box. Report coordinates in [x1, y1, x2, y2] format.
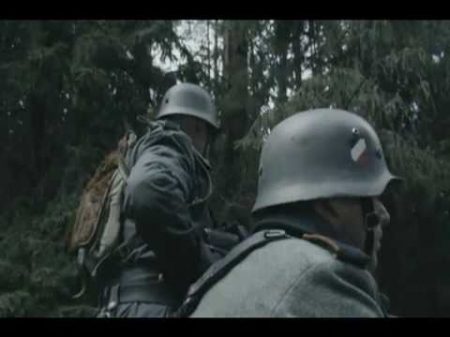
[107, 284, 120, 311]
[264, 229, 286, 239]
[116, 243, 133, 261]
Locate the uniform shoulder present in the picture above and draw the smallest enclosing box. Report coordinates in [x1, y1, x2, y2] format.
[270, 239, 382, 317]
[264, 236, 338, 268]
[302, 248, 378, 301]
[266, 234, 371, 276]
[129, 121, 194, 166]
[144, 121, 192, 151]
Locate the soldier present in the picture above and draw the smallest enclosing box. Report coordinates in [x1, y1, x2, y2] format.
[180, 108, 400, 317]
[96, 83, 231, 317]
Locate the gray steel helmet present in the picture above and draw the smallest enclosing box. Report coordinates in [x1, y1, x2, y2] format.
[252, 108, 401, 213]
[156, 83, 220, 130]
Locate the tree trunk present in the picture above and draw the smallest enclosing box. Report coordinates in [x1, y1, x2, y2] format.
[221, 20, 249, 194]
[213, 20, 219, 95]
[207, 20, 211, 90]
[292, 21, 304, 91]
[274, 20, 291, 105]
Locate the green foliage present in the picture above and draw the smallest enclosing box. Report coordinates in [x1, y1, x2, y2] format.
[0, 291, 34, 317]
[0, 21, 191, 316]
[0, 192, 88, 317]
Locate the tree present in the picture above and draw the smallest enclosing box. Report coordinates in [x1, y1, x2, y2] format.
[219, 21, 251, 196]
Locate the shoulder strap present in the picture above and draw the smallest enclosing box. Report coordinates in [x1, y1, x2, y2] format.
[175, 229, 290, 317]
[190, 147, 213, 207]
[255, 217, 371, 269]
[302, 233, 370, 268]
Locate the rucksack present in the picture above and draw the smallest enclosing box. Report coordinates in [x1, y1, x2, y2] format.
[66, 130, 137, 298]
[67, 117, 222, 300]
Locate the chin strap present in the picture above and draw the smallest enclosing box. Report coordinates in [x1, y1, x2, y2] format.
[361, 198, 380, 256]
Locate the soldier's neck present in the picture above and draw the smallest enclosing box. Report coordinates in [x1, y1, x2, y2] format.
[252, 207, 344, 243]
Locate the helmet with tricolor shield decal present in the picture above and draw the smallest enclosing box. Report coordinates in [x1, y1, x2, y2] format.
[252, 108, 401, 213]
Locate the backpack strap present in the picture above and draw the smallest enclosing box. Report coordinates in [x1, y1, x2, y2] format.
[174, 229, 290, 317]
[117, 131, 137, 180]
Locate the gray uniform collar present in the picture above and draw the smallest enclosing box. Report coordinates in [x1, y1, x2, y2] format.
[252, 208, 340, 240]
[252, 208, 371, 269]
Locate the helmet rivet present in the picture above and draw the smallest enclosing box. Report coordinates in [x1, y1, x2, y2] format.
[352, 127, 360, 135]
